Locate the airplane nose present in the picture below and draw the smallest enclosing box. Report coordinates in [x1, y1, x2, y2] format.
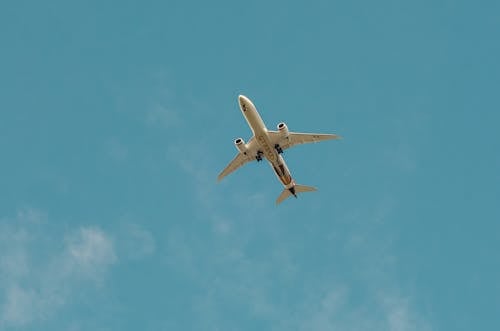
[238, 95, 245, 111]
[238, 94, 251, 108]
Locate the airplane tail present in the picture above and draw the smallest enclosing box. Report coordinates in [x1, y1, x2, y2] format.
[276, 184, 317, 205]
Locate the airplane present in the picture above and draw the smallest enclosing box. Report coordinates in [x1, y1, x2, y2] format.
[217, 95, 341, 204]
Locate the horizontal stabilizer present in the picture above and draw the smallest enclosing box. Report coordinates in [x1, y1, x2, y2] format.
[276, 189, 292, 205]
[294, 184, 317, 193]
[276, 184, 317, 205]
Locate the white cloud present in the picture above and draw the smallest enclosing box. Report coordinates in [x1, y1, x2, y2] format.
[1, 285, 37, 327]
[381, 293, 432, 331]
[15, 207, 47, 224]
[64, 227, 117, 280]
[293, 286, 432, 331]
[0, 210, 116, 328]
[0, 226, 30, 281]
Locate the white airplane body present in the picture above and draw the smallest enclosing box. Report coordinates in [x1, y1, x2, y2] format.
[218, 95, 340, 204]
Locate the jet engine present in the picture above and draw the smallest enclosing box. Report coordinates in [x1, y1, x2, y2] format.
[277, 122, 289, 138]
[234, 138, 247, 153]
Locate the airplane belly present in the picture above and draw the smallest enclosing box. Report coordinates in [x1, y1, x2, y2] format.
[243, 107, 267, 134]
[256, 134, 277, 163]
[238, 95, 295, 188]
[269, 156, 293, 186]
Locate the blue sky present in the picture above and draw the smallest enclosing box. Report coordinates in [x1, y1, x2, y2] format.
[1, 1, 499, 330]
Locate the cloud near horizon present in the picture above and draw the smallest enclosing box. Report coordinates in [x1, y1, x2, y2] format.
[0, 209, 116, 328]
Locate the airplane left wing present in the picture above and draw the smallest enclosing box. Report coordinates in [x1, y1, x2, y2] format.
[217, 137, 257, 181]
[268, 131, 341, 151]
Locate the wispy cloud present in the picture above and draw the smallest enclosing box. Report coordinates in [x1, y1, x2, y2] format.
[291, 285, 432, 331]
[381, 293, 429, 331]
[116, 222, 156, 260]
[63, 227, 117, 281]
[0, 209, 116, 328]
[144, 79, 182, 129]
[146, 104, 181, 128]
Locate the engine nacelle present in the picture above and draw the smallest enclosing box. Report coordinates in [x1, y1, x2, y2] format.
[234, 138, 247, 153]
[277, 122, 289, 138]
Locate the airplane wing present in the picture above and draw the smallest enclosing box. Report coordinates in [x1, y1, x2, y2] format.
[268, 131, 341, 151]
[217, 137, 257, 181]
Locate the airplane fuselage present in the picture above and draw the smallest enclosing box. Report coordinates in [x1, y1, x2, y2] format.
[238, 95, 296, 191]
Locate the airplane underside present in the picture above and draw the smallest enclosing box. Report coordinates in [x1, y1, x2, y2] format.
[217, 94, 340, 205]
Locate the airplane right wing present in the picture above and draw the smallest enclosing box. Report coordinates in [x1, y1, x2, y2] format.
[268, 131, 341, 151]
[217, 137, 257, 182]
